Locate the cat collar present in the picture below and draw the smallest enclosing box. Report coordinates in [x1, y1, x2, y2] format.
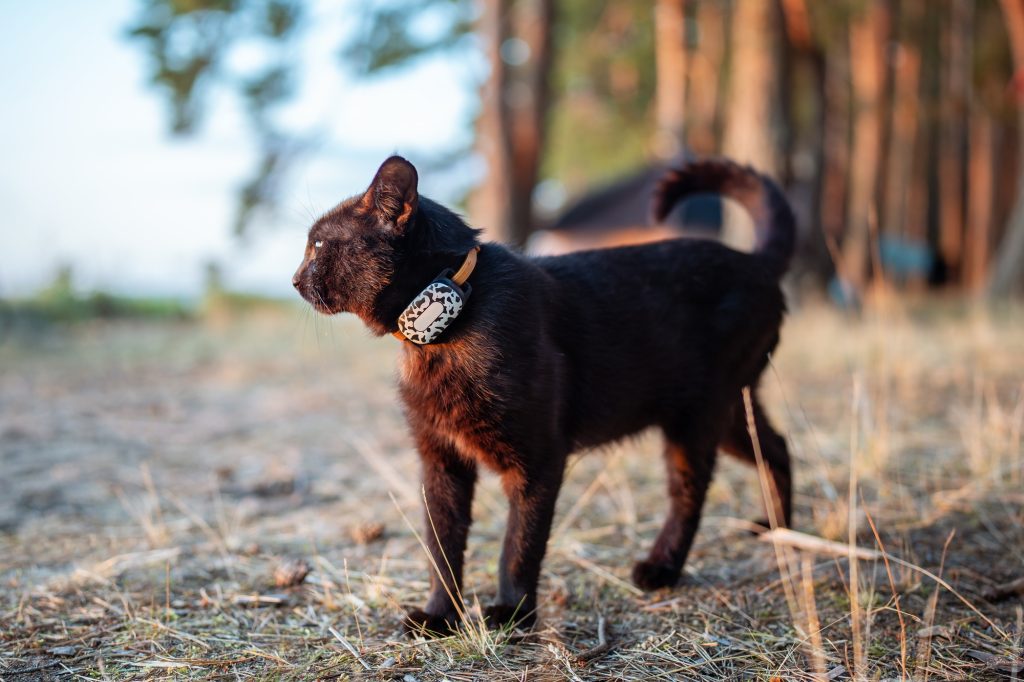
[392, 246, 480, 345]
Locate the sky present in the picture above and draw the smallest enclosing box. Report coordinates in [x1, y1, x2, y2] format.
[0, 0, 478, 299]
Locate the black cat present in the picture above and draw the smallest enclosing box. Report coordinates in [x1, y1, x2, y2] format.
[292, 155, 795, 635]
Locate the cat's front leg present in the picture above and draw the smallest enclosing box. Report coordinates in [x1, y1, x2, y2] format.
[484, 457, 566, 630]
[403, 434, 477, 637]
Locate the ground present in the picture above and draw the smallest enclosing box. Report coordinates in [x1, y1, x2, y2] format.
[1, 302, 1023, 680]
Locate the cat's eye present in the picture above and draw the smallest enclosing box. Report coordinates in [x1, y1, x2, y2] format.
[314, 240, 323, 249]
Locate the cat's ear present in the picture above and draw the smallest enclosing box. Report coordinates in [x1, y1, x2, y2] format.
[362, 155, 418, 229]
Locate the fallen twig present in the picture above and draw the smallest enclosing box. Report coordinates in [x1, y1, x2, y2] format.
[5, 660, 64, 676]
[982, 576, 1024, 602]
[576, 615, 612, 663]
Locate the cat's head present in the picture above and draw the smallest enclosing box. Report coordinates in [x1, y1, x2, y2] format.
[292, 155, 422, 317]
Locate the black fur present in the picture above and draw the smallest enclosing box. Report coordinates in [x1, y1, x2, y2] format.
[293, 156, 795, 635]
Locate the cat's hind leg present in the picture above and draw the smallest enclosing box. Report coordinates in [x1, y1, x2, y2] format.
[632, 431, 716, 591]
[719, 394, 792, 529]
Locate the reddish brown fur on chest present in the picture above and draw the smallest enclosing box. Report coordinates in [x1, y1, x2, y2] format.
[398, 337, 520, 477]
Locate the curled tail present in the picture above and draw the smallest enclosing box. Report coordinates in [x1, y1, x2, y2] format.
[650, 158, 796, 278]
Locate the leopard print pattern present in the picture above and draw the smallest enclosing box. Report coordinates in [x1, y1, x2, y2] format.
[397, 280, 466, 344]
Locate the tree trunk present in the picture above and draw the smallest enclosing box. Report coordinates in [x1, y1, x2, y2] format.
[966, 111, 995, 292]
[938, 0, 971, 285]
[653, 0, 687, 159]
[508, 0, 554, 247]
[797, 49, 832, 285]
[779, 0, 812, 51]
[723, 0, 783, 177]
[469, 0, 513, 243]
[469, 0, 554, 248]
[882, 43, 921, 251]
[819, 38, 851, 283]
[779, 0, 831, 283]
[842, 0, 890, 292]
[990, 0, 1024, 296]
[686, 0, 725, 155]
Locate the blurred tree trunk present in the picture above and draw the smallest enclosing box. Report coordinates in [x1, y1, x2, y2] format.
[469, 0, 554, 247]
[799, 49, 833, 285]
[990, 0, 1024, 295]
[653, 0, 687, 159]
[938, 0, 971, 285]
[819, 34, 851, 282]
[686, 0, 725, 156]
[907, 47, 931, 293]
[780, 0, 812, 51]
[470, 0, 512, 243]
[775, 0, 811, 186]
[882, 0, 928, 248]
[842, 0, 890, 292]
[723, 0, 783, 177]
[995, 122, 1021, 244]
[920, 6, 944, 291]
[882, 43, 921, 251]
[965, 112, 995, 291]
[780, 0, 832, 283]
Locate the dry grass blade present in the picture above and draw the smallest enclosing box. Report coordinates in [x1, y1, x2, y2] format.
[801, 555, 827, 678]
[848, 375, 865, 680]
[758, 528, 880, 561]
[743, 388, 801, 620]
[329, 626, 371, 670]
[352, 434, 420, 507]
[863, 504, 907, 680]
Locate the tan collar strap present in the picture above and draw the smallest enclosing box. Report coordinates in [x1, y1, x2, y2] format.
[391, 246, 480, 342]
[451, 246, 480, 286]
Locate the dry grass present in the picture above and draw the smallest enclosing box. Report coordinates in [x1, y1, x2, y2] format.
[1, 301, 1023, 680]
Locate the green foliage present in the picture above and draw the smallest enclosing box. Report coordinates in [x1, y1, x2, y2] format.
[2, 272, 193, 326]
[128, 0, 301, 134]
[127, 0, 481, 237]
[234, 133, 299, 236]
[200, 261, 291, 317]
[340, 0, 475, 75]
[0, 265, 297, 331]
[39, 272, 191, 321]
[543, 1, 657, 193]
[126, 0, 303, 235]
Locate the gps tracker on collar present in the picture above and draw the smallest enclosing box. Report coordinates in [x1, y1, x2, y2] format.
[395, 271, 471, 345]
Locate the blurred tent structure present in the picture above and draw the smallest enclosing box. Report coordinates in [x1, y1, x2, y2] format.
[526, 160, 725, 256]
[128, 0, 1024, 298]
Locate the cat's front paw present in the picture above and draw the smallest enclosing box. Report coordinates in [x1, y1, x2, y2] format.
[483, 603, 535, 631]
[402, 608, 458, 637]
[632, 559, 680, 591]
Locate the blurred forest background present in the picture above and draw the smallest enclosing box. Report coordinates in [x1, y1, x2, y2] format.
[122, 0, 1024, 304]
[5, 0, 1024, 316]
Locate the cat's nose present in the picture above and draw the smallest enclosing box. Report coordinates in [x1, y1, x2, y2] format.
[291, 275, 300, 290]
